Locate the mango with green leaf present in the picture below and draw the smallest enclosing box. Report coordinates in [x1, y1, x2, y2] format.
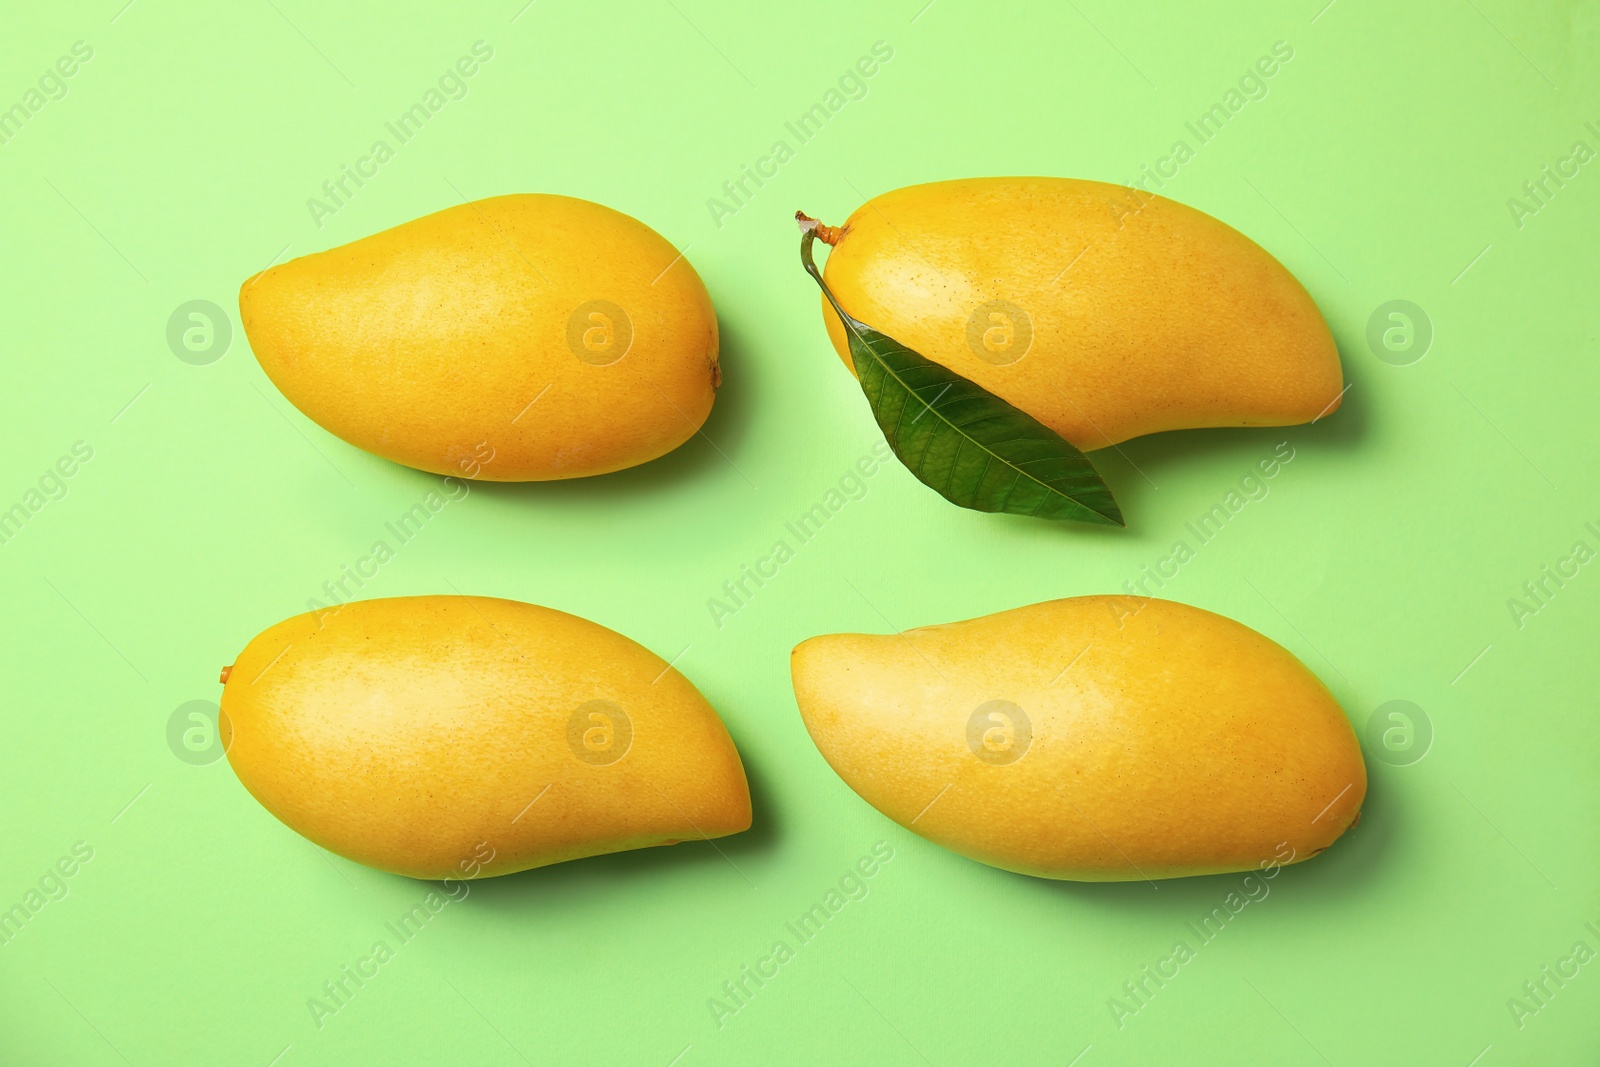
[797, 178, 1344, 523]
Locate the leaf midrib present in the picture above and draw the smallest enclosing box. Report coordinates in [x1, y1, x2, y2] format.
[847, 323, 1115, 522]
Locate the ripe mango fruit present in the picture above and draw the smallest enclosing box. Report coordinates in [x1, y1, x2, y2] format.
[814, 178, 1343, 449]
[240, 194, 719, 480]
[220, 595, 750, 879]
[790, 596, 1365, 881]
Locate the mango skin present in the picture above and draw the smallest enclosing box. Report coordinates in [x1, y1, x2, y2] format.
[220, 596, 750, 879]
[240, 194, 718, 480]
[791, 596, 1365, 881]
[818, 178, 1343, 450]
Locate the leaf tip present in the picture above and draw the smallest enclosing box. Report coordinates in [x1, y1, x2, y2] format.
[1085, 499, 1126, 528]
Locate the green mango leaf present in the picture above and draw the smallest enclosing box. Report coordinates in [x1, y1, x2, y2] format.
[797, 218, 1123, 527]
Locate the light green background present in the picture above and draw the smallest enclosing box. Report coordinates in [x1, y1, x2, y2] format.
[2, 0, 1597, 1063]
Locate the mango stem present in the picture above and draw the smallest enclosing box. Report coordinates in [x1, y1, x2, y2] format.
[797, 218, 863, 336]
[795, 211, 844, 246]
[219, 665, 232, 684]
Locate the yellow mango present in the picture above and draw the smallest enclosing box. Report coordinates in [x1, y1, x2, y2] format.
[790, 596, 1364, 881]
[240, 194, 718, 480]
[814, 178, 1342, 449]
[220, 595, 750, 879]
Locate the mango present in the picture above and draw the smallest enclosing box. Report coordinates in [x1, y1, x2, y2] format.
[790, 596, 1364, 881]
[814, 178, 1343, 449]
[220, 595, 750, 879]
[240, 194, 719, 480]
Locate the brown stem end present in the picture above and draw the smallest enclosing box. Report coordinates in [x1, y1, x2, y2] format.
[795, 211, 844, 246]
